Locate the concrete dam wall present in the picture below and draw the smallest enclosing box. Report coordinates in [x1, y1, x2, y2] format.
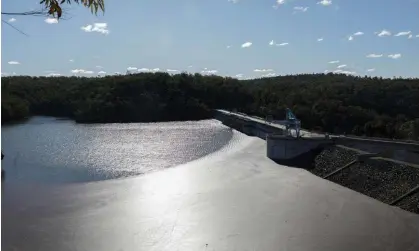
[266, 134, 333, 168]
[214, 110, 419, 214]
[214, 110, 286, 139]
[215, 110, 332, 166]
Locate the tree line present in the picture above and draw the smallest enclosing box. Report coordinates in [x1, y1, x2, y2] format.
[2, 72, 419, 140]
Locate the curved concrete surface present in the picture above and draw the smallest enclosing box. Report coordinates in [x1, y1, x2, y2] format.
[2, 134, 419, 251]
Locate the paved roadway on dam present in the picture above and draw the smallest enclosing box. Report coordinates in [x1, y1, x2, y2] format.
[217, 110, 419, 152]
[216, 109, 325, 138]
[2, 134, 418, 251]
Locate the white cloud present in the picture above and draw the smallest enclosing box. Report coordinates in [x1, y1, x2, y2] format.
[241, 42, 252, 48]
[96, 65, 103, 69]
[366, 54, 383, 58]
[347, 32, 363, 41]
[69, 59, 74, 62]
[228, 0, 239, 3]
[98, 71, 106, 74]
[342, 71, 356, 75]
[276, 42, 289, 46]
[317, 0, 332, 6]
[8, 61, 20, 65]
[188, 65, 193, 68]
[388, 53, 401, 59]
[137, 68, 160, 72]
[235, 74, 244, 78]
[337, 64, 347, 68]
[262, 73, 277, 78]
[376, 30, 391, 37]
[408, 34, 413, 39]
[167, 69, 179, 73]
[366, 68, 375, 72]
[47, 73, 61, 77]
[1, 72, 9, 76]
[269, 40, 274, 46]
[294, 6, 309, 12]
[394, 31, 411, 37]
[127, 66, 137, 71]
[273, 0, 286, 9]
[328, 60, 339, 64]
[71, 69, 94, 74]
[45, 17, 58, 24]
[254, 69, 274, 72]
[227, 45, 231, 49]
[416, 35, 419, 38]
[8, 18, 16, 23]
[201, 69, 218, 74]
[333, 69, 356, 75]
[317, 38, 324, 42]
[81, 23, 109, 34]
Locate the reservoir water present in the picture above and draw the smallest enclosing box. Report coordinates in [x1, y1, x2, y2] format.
[3, 117, 419, 251]
[1, 116, 235, 184]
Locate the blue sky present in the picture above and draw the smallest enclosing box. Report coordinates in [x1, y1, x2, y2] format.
[1, 0, 419, 79]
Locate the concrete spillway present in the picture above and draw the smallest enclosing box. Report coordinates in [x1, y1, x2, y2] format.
[215, 109, 419, 166]
[215, 109, 334, 165]
[2, 133, 419, 251]
[214, 109, 419, 214]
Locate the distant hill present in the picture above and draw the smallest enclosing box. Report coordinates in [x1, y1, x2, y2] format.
[2, 73, 418, 140]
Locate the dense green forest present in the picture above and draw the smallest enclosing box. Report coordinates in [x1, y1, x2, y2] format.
[2, 72, 419, 140]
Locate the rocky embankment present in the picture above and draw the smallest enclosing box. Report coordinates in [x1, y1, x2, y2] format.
[311, 146, 419, 214]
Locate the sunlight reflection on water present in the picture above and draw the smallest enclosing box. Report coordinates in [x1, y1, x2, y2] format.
[1, 117, 235, 184]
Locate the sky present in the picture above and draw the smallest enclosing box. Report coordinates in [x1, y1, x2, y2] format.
[1, 0, 419, 79]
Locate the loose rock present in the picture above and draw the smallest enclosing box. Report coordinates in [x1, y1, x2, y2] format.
[310, 146, 419, 214]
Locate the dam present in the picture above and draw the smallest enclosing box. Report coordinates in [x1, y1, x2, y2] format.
[215, 109, 419, 166]
[2, 113, 419, 251]
[215, 109, 419, 210]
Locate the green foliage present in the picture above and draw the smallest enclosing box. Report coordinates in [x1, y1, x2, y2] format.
[40, 0, 104, 18]
[1, 73, 419, 140]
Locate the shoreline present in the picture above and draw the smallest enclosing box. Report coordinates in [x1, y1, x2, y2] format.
[2, 115, 214, 125]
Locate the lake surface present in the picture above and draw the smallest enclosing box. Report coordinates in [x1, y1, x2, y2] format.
[1, 117, 235, 184]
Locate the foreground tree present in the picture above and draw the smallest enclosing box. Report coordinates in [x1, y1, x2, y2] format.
[1, 0, 105, 19]
[40, 0, 105, 19]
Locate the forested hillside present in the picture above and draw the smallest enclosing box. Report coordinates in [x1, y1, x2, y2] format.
[2, 72, 419, 140]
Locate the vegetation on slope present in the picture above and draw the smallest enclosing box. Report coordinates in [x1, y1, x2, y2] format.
[2, 72, 419, 140]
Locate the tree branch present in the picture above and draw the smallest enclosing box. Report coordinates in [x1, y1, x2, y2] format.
[1, 10, 48, 17]
[1, 8, 73, 20]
